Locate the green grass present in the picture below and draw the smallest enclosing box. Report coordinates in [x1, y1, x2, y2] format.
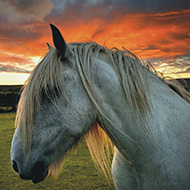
[0, 113, 115, 190]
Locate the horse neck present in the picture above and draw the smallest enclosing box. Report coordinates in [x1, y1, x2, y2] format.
[94, 58, 190, 163]
[146, 72, 190, 143]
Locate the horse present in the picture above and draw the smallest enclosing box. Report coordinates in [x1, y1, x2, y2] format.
[10, 24, 190, 189]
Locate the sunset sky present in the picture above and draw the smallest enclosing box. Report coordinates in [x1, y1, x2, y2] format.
[0, 0, 190, 84]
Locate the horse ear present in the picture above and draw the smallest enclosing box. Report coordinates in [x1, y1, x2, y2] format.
[47, 43, 54, 51]
[50, 24, 73, 60]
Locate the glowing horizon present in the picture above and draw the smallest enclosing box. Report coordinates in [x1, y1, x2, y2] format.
[0, 72, 29, 85]
[1, 70, 189, 86]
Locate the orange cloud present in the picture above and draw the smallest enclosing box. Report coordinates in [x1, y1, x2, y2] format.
[0, 8, 189, 77]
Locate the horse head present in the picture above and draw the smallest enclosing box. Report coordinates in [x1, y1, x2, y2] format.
[10, 24, 97, 183]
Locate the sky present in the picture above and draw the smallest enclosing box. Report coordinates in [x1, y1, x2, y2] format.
[0, 0, 190, 84]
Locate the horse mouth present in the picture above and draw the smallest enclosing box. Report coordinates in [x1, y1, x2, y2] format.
[18, 161, 49, 184]
[31, 161, 49, 184]
[32, 168, 49, 184]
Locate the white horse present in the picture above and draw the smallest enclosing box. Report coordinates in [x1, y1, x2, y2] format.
[11, 24, 190, 189]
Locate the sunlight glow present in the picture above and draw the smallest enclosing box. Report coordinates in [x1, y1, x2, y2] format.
[31, 56, 42, 65]
[162, 72, 190, 79]
[0, 72, 30, 85]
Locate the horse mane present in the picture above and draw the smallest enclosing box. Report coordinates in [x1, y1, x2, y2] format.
[15, 49, 65, 152]
[71, 42, 190, 179]
[146, 61, 190, 103]
[165, 80, 190, 102]
[15, 41, 190, 179]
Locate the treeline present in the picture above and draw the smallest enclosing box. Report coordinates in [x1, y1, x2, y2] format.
[0, 85, 22, 112]
[0, 79, 190, 113]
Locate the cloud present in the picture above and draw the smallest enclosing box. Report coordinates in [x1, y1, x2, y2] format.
[0, 0, 189, 77]
[140, 45, 158, 51]
[51, 0, 190, 15]
[169, 31, 190, 40]
[0, 63, 30, 73]
[0, 49, 35, 68]
[185, 67, 190, 73]
[0, 24, 40, 41]
[0, 0, 53, 22]
[51, 0, 79, 11]
[17, 42, 30, 51]
[117, 0, 190, 13]
[0, 22, 50, 57]
[148, 54, 190, 73]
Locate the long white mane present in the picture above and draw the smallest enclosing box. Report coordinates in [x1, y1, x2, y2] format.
[16, 42, 190, 178]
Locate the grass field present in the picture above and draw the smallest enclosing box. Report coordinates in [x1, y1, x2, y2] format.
[0, 113, 115, 190]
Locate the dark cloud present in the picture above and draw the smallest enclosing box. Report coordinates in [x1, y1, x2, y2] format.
[158, 39, 172, 45]
[1, 0, 190, 24]
[116, 0, 190, 13]
[0, 63, 30, 73]
[133, 10, 190, 29]
[0, 24, 41, 41]
[169, 32, 190, 40]
[51, 0, 78, 11]
[0, 22, 50, 57]
[91, 26, 107, 39]
[141, 45, 158, 50]
[0, 0, 53, 22]
[51, 0, 190, 15]
[17, 42, 30, 51]
[162, 45, 190, 54]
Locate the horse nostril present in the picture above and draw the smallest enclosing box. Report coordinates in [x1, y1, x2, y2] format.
[12, 160, 19, 173]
